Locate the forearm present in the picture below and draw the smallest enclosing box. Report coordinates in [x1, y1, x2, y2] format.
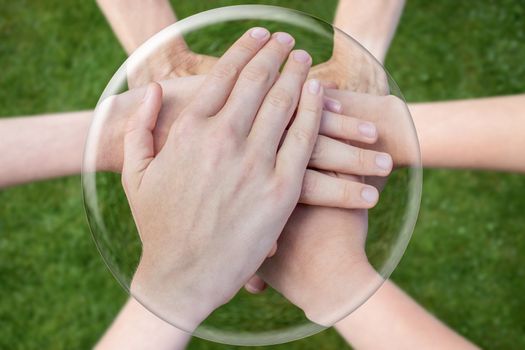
[409, 94, 525, 173]
[0, 111, 92, 188]
[97, 0, 182, 54]
[335, 280, 479, 350]
[95, 298, 191, 350]
[333, 0, 405, 62]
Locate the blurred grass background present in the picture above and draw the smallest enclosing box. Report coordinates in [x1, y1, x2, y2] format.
[0, 0, 524, 349]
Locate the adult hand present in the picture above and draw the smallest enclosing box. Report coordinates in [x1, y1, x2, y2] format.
[246, 91, 415, 326]
[123, 27, 331, 331]
[127, 37, 218, 88]
[258, 193, 381, 326]
[325, 89, 419, 168]
[309, 31, 389, 95]
[97, 86, 393, 209]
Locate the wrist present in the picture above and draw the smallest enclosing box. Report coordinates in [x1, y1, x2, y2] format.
[303, 259, 380, 327]
[130, 254, 217, 332]
[94, 96, 127, 173]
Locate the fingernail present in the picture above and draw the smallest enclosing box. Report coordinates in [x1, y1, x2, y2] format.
[308, 79, 321, 94]
[275, 32, 294, 45]
[375, 153, 393, 171]
[324, 98, 342, 113]
[361, 187, 379, 204]
[293, 50, 311, 63]
[250, 27, 269, 39]
[358, 122, 377, 138]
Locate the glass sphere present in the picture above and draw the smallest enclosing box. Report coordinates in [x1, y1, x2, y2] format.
[82, 5, 421, 346]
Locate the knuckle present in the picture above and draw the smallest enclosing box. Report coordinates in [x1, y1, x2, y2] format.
[302, 101, 322, 115]
[267, 88, 294, 110]
[339, 116, 354, 137]
[237, 40, 258, 55]
[211, 63, 239, 81]
[271, 175, 296, 202]
[241, 65, 272, 84]
[212, 121, 239, 147]
[341, 182, 356, 205]
[356, 148, 368, 168]
[267, 43, 287, 57]
[291, 128, 316, 146]
[249, 141, 274, 162]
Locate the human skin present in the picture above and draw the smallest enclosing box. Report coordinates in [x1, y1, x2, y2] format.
[334, 280, 480, 350]
[332, 0, 406, 63]
[4, 2, 519, 348]
[96, 0, 218, 87]
[123, 28, 331, 331]
[95, 0, 399, 92]
[85, 74, 389, 208]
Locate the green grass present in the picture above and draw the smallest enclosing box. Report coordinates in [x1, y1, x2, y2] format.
[1, 0, 524, 349]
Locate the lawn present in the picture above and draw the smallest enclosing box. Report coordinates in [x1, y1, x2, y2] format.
[0, 0, 524, 349]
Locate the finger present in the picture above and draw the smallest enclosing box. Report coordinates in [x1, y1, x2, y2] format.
[300, 169, 380, 209]
[183, 27, 270, 118]
[244, 275, 267, 294]
[122, 83, 163, 190]
[323, 96, 343, 113]
[276, 79, 323, 178]
[310, 135, 392, 176]
[249, 49, 311, 151]
[220, 32, 297, 136]
[320, 111, 378, 143]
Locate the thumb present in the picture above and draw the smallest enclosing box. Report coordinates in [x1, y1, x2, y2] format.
[122, 82, 163, 190]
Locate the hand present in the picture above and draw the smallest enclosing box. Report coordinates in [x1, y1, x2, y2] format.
[258, 195, 381, 326]
[247, 91, 414, 326]
[123, 28, 330, 331]
[127, 38, 218, 88]
[309, 31, 389, 95]
[325, 90, 419, 168]
[98, 83, 393, 209]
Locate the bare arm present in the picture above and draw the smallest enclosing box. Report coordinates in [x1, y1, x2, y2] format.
[95, 298, 191, 350]
[410, 94, 525, 173]
[335, 280, 479, 350]
[333, 0, 406, 62]
[0, 112, 92, 188]
[96, 0, 182, 55]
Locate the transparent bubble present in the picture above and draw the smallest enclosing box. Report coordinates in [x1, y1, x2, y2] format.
[82, 5, 421, 346]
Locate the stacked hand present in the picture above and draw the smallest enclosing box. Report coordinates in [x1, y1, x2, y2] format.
[309, 30, 390, 95]
[94, 27, 414, 329]
[128, 46, 218, 88]
[127, 28, 389, 96]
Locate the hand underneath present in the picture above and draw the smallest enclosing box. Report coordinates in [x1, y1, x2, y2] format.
[258, 196, 381, 326]
[127, 38, 218, 88]
[97, 83, 393, 209]
[325, 89, 419, 169]
[309, 31, 389, 95]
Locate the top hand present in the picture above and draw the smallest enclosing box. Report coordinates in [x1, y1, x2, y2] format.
[123, 28, 328, 331]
